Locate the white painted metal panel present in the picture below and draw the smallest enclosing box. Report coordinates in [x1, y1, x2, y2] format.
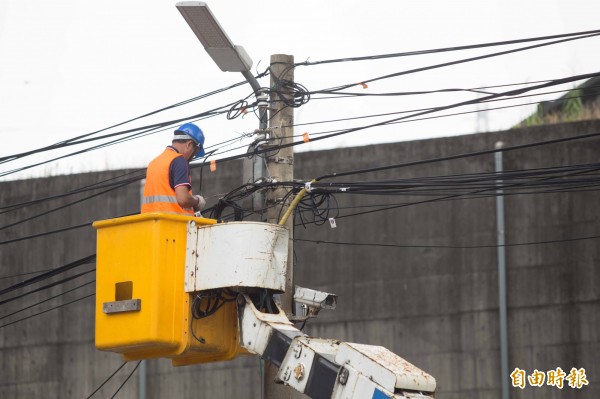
[238, 294, 296, 356]
[333, 365, 396, 399]
[278, 337, 340, 393]
[184, 222, 289, 292]
[336, 343, 436, 393]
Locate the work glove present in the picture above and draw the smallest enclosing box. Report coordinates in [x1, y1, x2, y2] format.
[193, 195, 206, 211]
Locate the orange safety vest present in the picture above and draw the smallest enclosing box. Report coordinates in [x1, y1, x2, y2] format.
[141, 148, 194, 215]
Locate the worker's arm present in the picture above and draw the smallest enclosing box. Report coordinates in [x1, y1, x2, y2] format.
[175, 186, 203, 210]
[171, 156, 205, 211]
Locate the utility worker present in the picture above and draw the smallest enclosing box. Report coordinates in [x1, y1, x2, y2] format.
[141, 123, 206, 215]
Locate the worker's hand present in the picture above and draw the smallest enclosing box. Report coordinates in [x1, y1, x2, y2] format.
[193, 195, 206, 211]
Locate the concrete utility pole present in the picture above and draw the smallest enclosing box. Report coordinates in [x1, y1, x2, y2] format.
[264, 53, 295, 399]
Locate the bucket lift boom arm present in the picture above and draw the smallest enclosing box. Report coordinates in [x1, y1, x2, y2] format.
[237, 294, 436, 399]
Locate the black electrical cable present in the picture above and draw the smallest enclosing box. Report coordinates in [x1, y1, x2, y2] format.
[316, 32, 600, 93]
[216, 79, 596, 153]
[85, 362, 128, 399]
[0, 112, 218, 178]
[294, 234, 600, 249]
[300, 72, 600, 151]
[205, 160, 600, 225]
[0, 269, 53, 280]
[308, 183, 600, 212]
[3, 121, 598, 243]
[291, 161, 600, 228]
[0, 254, 96, 296]
[307, 83, 600, 107]
[0, 170, 145, 214]
[0, 33, 584, 176]
[0, 212, 136, 247]
[317, 129, 600, 182]
[189, 73, 600, 170]
[0, 93, 255, 179]
[1, 74, 591, 216]
[2, 77, 597, 236]
[0, 78, 251, 164]
[0, 181, 132, 231]
[0, 268, 95, 306]
[0, 292, 95, 329]
[306, 162, 600, 194]
[4, 31, 598, 181]
[110, 361, 141, 399]
[294, 29, 600, 67]
[0, 280, 95, 321]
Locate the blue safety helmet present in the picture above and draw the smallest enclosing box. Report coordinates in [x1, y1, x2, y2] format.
[174, 123, 205, 159]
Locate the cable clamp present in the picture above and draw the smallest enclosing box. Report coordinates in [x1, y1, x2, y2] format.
[304, 182, 313, 193]
[252, 129, 269, 144]
[268, 156, 293, 165]
[340, 187, 348, 192]
[257, 88, 269, 108]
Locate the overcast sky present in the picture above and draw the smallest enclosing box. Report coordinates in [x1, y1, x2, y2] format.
[1, 0, 599, 180]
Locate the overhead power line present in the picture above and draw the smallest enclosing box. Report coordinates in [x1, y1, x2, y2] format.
[311, 31, 600, 93]
[0, 85, 572, 218]
[85, 362, 128, 399]
[0, 292, 95, 329]
[0, 268, 95, 306]
[294, 234, 600, 249]
[4, 29, 597, 179]
[293, 29, 600, 67]
[110, 361, 142, 399]
[0, 79, 250, 165]
[0, 181, 133, 232]
[316, 128, 600, 181]
[0, 280, 95, 321]
[0, 254, 96, 296]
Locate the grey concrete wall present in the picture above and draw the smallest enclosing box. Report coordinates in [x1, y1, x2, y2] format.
[0, 121, 599, 398]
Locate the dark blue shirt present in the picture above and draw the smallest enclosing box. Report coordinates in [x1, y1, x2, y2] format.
[166, 146, 192, 190]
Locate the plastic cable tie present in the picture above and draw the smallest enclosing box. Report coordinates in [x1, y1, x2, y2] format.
[210, 160, 217, 172]
[304, 181, 313, 193]
[329, 218, 337, 228]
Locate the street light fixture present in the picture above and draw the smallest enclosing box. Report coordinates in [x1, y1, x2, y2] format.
[176, 1, 266, 123]
[176, 1, 253, 73]
[176, 1, 268, 214]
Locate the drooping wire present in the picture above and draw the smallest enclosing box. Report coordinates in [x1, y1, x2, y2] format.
[0, 181, 133, 232]
[313, 32, 600, 93]
[0, 78, 251, 165]
[296, 192, 339, 228]
[0, 280, 95, 321]
[0, 292, 95, 329]
[294, 234, 600, 249]
[110, 361, 142, 399]
[0, 254, 96, 296]
[0, 268, 95, 306]
[293, 29, 600, 67]
[190, 288, 238, 344]
[0, 269, 54, 280]
[2, 79, 598, 241]
[1, 72, 595, 219]
[191, 289, 237, 320]
[85, 362, 128, 399]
